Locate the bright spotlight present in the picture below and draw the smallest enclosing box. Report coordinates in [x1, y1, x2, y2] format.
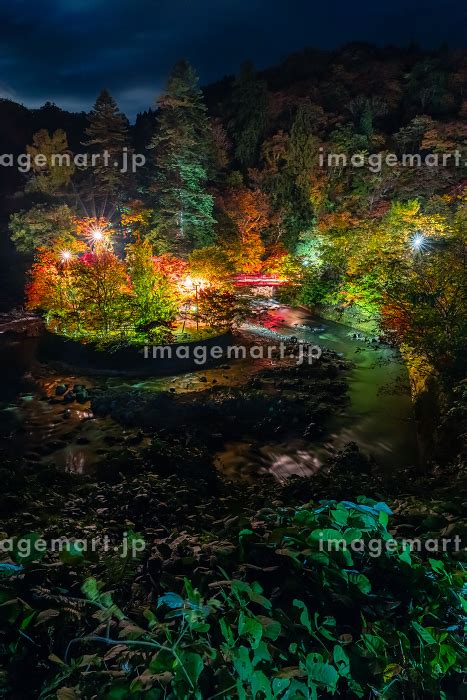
[411, 233, 425, 251]
[61, 250, 72, 262]
[92, 229, 104, 241]
[182, 276, 203, 290]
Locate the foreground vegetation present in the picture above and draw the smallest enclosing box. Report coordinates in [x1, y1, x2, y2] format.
[1, 444, 465, 698]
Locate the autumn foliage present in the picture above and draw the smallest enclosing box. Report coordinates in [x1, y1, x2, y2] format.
[26, 232, 180, 344]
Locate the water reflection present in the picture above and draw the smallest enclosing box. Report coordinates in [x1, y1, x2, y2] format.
[1, 304, 418, 478]
[255, 306, 418, 470]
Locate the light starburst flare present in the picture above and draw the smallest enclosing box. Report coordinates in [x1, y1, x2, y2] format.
[410, 233, 426, 251]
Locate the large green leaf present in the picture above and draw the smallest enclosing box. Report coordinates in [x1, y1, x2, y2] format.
[306, 659, 339, 692]
[238, 613, 263, 649]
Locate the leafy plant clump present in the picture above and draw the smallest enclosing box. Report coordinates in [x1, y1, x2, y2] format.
[1, 498, 465, 698]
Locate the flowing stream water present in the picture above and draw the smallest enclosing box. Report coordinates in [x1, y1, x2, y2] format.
[0, 305, 418, 479]
[215, 305, 418, 480]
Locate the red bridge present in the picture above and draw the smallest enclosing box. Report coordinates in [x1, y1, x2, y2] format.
[233, 274, 287, 287]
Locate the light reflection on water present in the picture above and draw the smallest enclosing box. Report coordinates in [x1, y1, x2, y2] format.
[2, 305, 418, 479]
[215, 305, 418, 480]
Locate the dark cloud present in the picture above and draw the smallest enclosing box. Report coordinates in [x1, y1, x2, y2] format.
[0, 0, 465, 119]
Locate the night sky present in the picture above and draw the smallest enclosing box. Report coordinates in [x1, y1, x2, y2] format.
[1, 0, 465, 120]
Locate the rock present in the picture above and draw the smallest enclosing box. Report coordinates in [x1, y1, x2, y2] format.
[199, 376, 208, 383]
[125, 431, 144, 446]
[332, 442, 372, 474]
[104, 435, 120, 446]
[55, 384, 67, 396]
[63, 391, 76, 403]
[62, 408, 72, 419]
[0, 409, 22, 436]
[75, 390, 88, 403]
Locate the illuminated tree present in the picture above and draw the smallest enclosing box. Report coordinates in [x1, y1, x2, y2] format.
[74, 216, 114, 252]
[26, 241, 85, 334]
[72, 252, 131, 337]
[222, 187, 269, 273]
[188, 246, 234, 287]
[26, 129, 74, 193]
[262, 243, 301, 281]
[125, 239, 179, 342]
[9, 204, 76, 254]
[149, 61, 215, 250]
[27, 248, 67, 321]
[121, 200, 164, 249]
[152, 253, 187, 283]
[197, 289, 250, 330]
[379, 234, 466, 383]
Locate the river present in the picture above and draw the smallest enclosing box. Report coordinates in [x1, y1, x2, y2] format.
[0, 304, 418, 479]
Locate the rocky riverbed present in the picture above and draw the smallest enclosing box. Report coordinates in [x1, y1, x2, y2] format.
[2, 334, 352, 479]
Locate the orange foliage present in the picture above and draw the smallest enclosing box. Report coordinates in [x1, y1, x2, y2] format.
[26, 248, 61, 311]
[262, 243, 288, 275]
[152, 253, 187, 282]
[222, 187, 269, 273]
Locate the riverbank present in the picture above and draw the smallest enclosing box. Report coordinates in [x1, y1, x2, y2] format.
[315, 302, 379, 336]
[36, 328, 236, 376]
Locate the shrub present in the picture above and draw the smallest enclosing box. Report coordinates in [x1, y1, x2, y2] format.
[0, 498, 465, 698]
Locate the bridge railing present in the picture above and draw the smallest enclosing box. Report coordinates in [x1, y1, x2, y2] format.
[233, 274, 287, 287]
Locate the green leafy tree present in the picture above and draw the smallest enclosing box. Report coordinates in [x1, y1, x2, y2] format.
[187, 246, 234, 288]
[347, 95, 387, 141]
[380, 234, 466, 384]
[288, 103, 321, 197]
[9, 204, 76, 254]
[149, 61, 215, 251]
[258, 107, 318, 251]
[125, 239, 179, 341]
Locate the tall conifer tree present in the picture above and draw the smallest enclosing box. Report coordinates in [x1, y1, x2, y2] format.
[229, 61, 269, 168]
[83, 89, 130, 198]
[149, 61, 215, 251]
